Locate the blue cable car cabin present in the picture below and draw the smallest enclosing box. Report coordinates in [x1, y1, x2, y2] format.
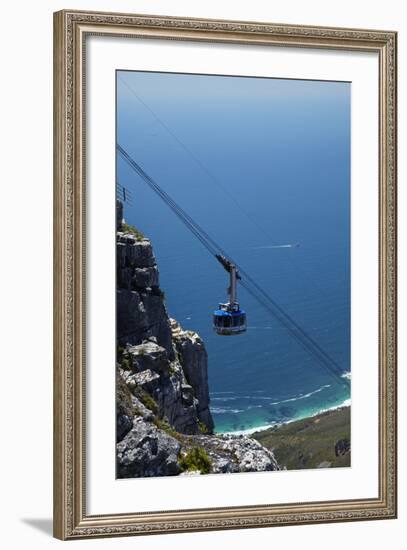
[213, 304, 246, 335]
[213, 254, 247, 336]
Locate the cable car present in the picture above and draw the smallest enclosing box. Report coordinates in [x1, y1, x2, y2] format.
[213, 303, 247, 335]
[213, 255, 247, 335]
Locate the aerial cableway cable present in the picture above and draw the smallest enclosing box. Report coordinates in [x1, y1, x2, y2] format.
[117, 144, 349, 389]
[119, 74, 346, 322]
[118, 145, 219, 257]
[118, 143, 348, 388]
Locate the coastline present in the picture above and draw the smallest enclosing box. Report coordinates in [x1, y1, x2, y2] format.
[218, 398, 351, 436]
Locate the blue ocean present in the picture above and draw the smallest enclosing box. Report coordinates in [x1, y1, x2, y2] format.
[117, 71, 351, 433]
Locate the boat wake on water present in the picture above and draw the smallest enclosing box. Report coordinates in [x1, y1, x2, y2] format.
[252, 243, 300, 249]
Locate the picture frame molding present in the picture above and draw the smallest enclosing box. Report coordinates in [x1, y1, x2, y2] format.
[53, 9, 397, 540]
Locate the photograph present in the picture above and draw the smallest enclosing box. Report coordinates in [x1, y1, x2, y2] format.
[115, 70, 351, 478]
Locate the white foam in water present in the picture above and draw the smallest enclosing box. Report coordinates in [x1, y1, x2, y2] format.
[211, 407, 246, 414]
[211, 404, 264, 414]
[210, 384, 331, 405]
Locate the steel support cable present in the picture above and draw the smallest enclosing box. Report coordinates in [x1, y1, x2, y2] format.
[118, 144, 348, 387]
[236, 267, 347, 380]
[239, 280, 347, 387]
[118, 144, 347, 387]
[118, 145, 219, 258]
[124, 158, 348, 385]
[126, 156, 348, 386]
[117, 145, 349, 389]
[118, 75, 350, 318]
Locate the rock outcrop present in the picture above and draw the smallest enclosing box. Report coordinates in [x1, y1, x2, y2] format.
[116, 208, 279, 477]
[171, 320, 214, 434]
[119, 337, 204, 435]
[117, 418, 181, 478]
[181, 433, 279, 474]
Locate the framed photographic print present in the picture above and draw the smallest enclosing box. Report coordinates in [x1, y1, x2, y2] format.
[53, 9, 397, 540]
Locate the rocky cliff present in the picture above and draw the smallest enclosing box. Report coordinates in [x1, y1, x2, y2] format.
[116, 204, 279, 477]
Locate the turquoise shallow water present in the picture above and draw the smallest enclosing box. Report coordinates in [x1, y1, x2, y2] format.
[117, 71, 351, 433]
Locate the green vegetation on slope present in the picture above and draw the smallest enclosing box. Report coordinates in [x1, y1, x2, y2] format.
[179, 447, 212, 474]
[122, 223, 144, 241]
[133, 386, 159, 415]
[253, 407, 350, 470]
[116, 372, 134, 418]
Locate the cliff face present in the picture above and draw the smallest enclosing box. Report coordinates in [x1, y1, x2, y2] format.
[116, 233, 174, 358]
[117, 228, 213, 436]
[116, 213, 279, 477]
[171, 319, 214, 434]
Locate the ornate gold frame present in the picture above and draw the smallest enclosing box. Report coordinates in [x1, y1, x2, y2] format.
[53, 9, 397, 540]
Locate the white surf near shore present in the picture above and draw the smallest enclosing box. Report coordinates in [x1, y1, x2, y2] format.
[221, 398, 351, 436]
[211, 383, 332, 408]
